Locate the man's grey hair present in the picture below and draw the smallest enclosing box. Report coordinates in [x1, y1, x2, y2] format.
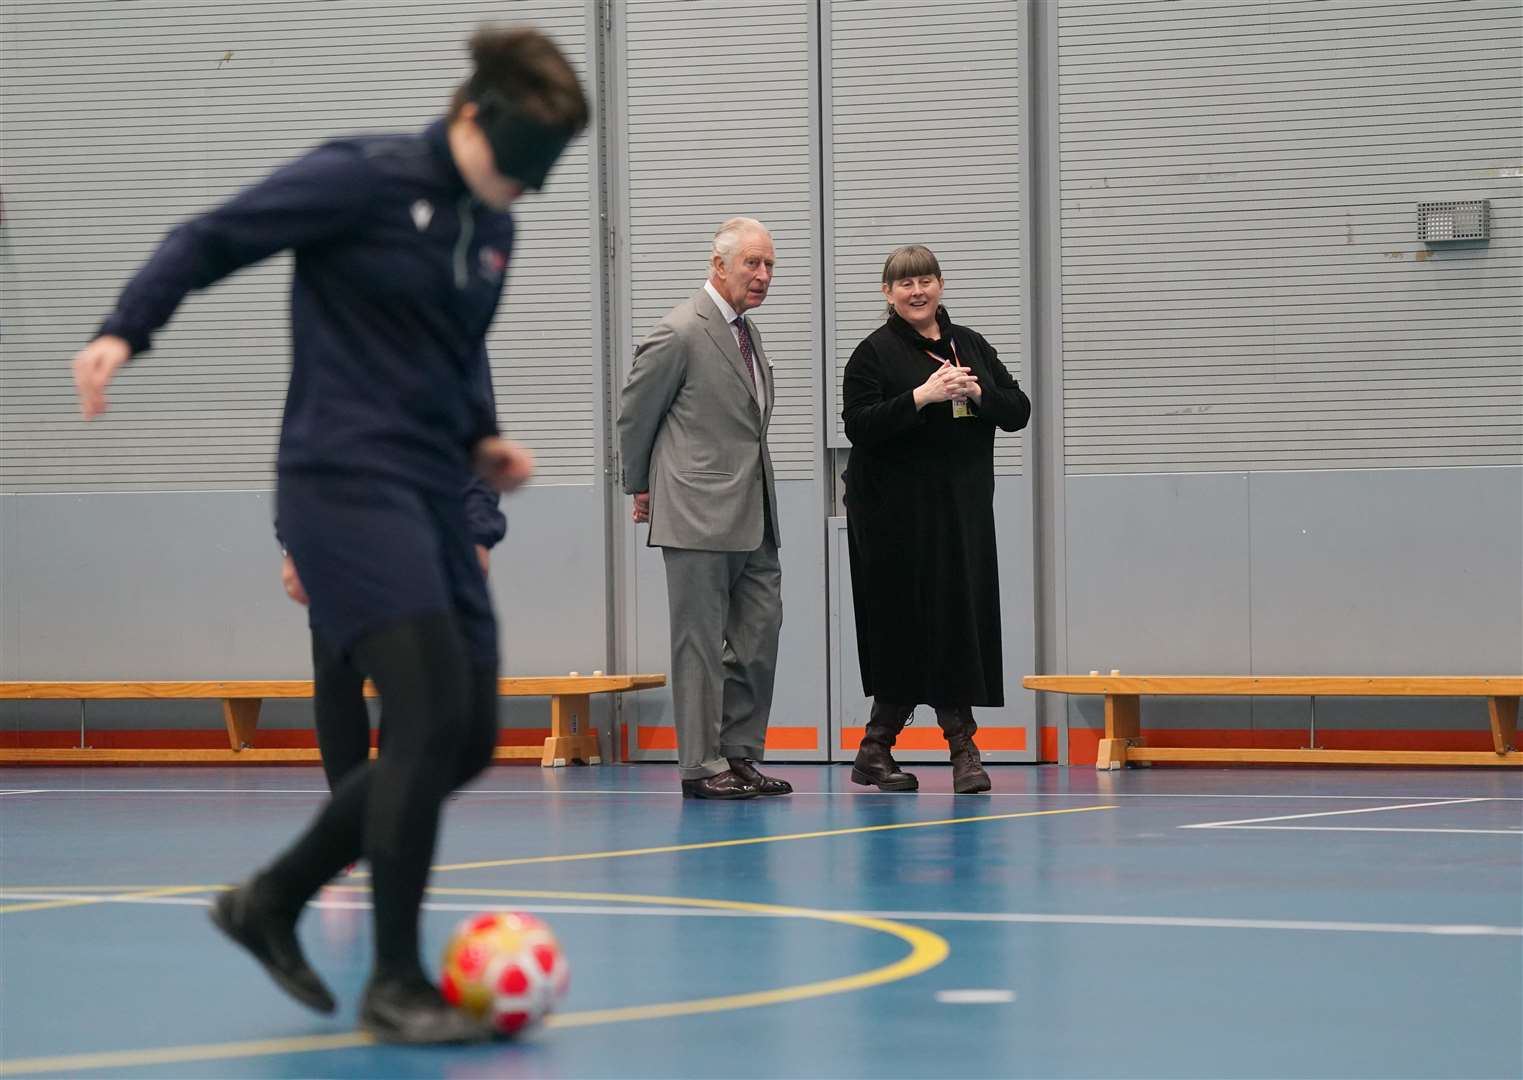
[711, 216, 769, 270]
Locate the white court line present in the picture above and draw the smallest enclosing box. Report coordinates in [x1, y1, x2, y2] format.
[937, 989, 1016, 1004]
[1180, 797, 1491, 829]
[3, 787, 1520, 801]
[1190, 825, 1520, 836]
[2, 891, 1518, 938]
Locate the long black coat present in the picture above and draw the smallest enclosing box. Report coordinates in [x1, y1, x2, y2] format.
[842, 309, 1031, 707]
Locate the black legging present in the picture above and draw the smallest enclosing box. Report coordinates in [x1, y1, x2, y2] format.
[257, 613, 498, 982]
[311, 631, 371, 789]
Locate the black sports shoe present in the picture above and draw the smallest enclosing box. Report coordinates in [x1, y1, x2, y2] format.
[360, 976, 493, 1044]
[209, 883, 336, 1014]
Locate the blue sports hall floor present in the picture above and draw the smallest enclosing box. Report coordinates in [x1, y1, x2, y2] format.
[1, 763, 1519, 1079]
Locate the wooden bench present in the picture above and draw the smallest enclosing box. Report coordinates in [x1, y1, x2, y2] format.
[0, 675, 665, 767]
[1023, 675, 1523, 769]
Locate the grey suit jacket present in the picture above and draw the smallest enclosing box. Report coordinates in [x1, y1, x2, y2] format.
[618, 288, 781, 551]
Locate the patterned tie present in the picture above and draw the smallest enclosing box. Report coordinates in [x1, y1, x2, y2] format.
[733, 316, 756, 383]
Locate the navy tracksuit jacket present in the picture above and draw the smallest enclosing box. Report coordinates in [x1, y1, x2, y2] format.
[100, 120, 513, 505]
[99, 119, 515, 646]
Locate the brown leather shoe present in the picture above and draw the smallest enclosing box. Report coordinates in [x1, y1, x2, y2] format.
[681, 769, 759, 799]
[936, 706, 993, 794]
[850, 739, 919, 791]
[728, 757, 792, 796]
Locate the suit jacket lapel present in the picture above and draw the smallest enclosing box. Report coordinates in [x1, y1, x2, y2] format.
[745, 316, 774, 424]
[694, 289, 761, 406]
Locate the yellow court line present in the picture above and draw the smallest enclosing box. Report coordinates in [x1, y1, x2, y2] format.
[429, 804, 1118, 872]
[0, 1034, 373, 1078]
[0, 889, 948, 1077]
[0, 884, 219, 916]
[0, 885, 175, 893]
[0, 806, 1116, 912]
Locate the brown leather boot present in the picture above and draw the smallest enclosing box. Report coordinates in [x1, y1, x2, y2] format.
[935, 706, 992, 794]
[850, 701, 919, 791]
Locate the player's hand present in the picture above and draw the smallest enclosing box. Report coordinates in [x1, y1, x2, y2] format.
[631, 492, 651, 524]
[281, 554, 309, 607]
[72, 335, 132, 419]
[476, 544, 491, 577]
[474, 436, 535, 494]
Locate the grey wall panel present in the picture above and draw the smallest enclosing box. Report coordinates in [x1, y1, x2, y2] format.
[1064, 472, 1254, 672]
[492, 485, 609, 677]
[0, 487, 609, 679]
[994, 477, 1039, 754]
[490, 483, 614, 744]
[1061, 466, 1520, 733]
[1248, 466, 1523, 675]
[625, 479, 828, 762]
[1063, 472, 1254, 730]
[0, 1, 600, 491]
[1056, 0, 1523, 475]
[620, 0, 817, 482]
[824, 0, 1024, 474]
[0, 485, 609, 728]
[1057, 2, 1521, 39]
[1, 491, 313, 680]
[615, 0, 829, 761]
[627, 529, 676, 747]
[9, 0, 1510, 770]
[769, 484, 829, 763]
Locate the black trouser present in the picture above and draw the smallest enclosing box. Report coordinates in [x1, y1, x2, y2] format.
[258, 613, 499, 982]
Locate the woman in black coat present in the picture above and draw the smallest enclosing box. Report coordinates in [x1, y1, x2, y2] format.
[842, 245, 1031, 793]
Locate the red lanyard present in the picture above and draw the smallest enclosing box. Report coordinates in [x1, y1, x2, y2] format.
[923, 336, 960, 369]
[924, 335, 973, 417]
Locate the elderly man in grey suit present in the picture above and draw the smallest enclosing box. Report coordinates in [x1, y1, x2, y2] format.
[617, 216, 791, 800]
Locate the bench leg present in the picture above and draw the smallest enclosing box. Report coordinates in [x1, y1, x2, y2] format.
[1488, 696, 1518, 755]
[542, 694, 601, 767]
[222, 698, 262, 751]
[1097, 694, 1141, 771]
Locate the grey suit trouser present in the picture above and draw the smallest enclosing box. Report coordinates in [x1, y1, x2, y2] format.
[661, 530, 783, 780]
